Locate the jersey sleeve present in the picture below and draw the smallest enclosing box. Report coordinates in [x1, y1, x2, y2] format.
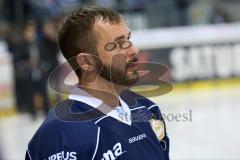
[127, 89, 170, 159]
[148, 104, 170, 160]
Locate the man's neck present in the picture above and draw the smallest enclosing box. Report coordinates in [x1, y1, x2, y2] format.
[78, 76, 125, 108]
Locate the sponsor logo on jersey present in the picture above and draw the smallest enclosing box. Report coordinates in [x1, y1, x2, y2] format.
[150, 119, 165, 141]
[129, 133, 146, 143]
[101, 142, 126, 160]
[46, 151, 77, 160]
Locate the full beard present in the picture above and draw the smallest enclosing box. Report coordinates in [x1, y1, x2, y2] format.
[96, 59, 139, 86]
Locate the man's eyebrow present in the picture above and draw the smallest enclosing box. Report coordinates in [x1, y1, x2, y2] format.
[113, 32, 131, 42]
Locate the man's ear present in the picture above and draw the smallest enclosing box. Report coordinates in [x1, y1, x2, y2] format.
[76, 53, 95, 72]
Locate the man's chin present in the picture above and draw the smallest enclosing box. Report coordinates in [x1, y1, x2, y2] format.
[124, 72, 139, 86]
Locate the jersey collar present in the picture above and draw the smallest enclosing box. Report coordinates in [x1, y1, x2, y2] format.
[68, 85, 132, 125]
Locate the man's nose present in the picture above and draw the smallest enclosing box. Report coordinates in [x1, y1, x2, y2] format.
[127, 44, 139, 57]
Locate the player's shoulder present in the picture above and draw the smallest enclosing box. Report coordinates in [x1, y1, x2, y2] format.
[27, 99, 101, 159]
[36, 99, 99, 133]
[121, 89, 159, 110]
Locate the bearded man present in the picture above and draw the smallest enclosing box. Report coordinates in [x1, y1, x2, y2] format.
[26, 6, 169, 160]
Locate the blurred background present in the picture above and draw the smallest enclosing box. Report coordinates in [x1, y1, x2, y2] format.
[0, 0, 240, 159]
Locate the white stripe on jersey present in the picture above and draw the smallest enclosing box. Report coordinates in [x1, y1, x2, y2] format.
[92, 127, 101, 160]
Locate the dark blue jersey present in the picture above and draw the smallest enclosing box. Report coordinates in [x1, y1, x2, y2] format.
[26, 87, 169, 160]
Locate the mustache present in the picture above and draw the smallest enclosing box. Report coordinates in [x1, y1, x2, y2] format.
[126, 57, 138, 68]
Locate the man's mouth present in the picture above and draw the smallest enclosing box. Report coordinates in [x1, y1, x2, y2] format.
[126, 58, 138, 72]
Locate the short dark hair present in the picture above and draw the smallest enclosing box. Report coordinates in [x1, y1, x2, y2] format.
[58, 6, 122, 76]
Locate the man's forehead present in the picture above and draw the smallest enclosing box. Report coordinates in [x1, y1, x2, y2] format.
[94, 19, 130, 38]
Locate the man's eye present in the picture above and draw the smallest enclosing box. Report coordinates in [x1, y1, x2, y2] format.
[127, 36, 131, 40]
[104, 42, 117, 51]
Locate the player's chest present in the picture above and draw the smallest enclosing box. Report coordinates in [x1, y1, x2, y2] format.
[94, 119, 166, 160]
